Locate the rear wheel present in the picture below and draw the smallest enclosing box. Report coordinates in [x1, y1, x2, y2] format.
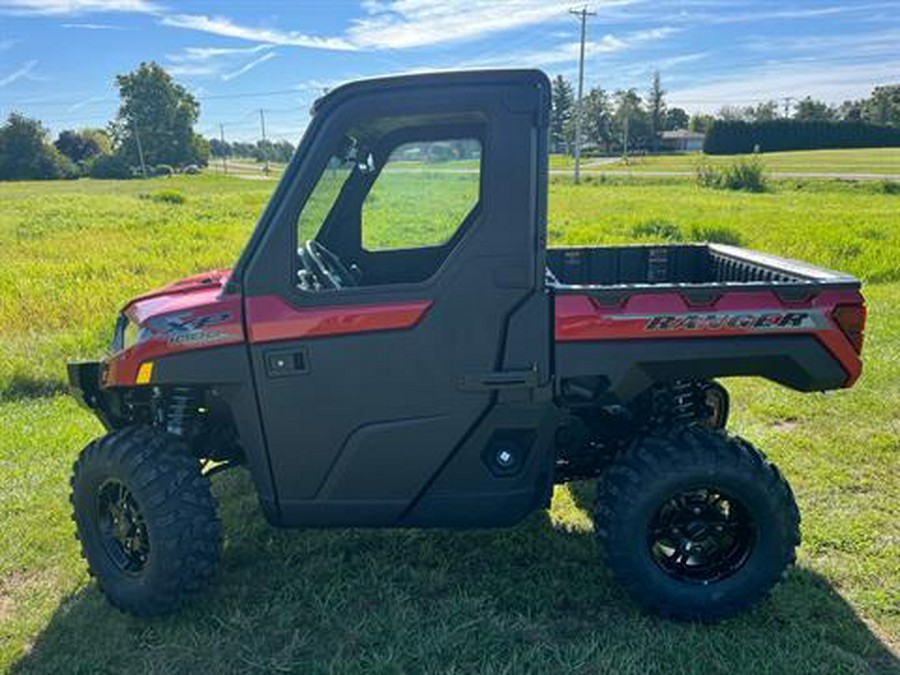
[71, 426, 220, 616]
[593, 427, 799, 621]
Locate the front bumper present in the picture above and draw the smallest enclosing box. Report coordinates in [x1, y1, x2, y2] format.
[67, 361, 116, 430]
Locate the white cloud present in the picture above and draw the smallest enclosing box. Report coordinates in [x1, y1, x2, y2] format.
[160, 14, 357, 51]
[60, 21, 126, 28]
[347, 0, 635, 49]
[0, 0, 158, 14]
[66, 93, 111, 112]
[669, 58, 900, 110]
[165, 44, 280, 80]
[167, 44, 273, 63]
[463, 25, 678, 69]
[0, 59, 37, 87]
[221, 51, 276, 81]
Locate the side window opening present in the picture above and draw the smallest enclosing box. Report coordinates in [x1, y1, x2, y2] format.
[292, 115, 485, 292]
[362, 139, 482, 251]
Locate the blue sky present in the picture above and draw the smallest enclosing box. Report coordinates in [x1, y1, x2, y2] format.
[1, 0, 898, 141]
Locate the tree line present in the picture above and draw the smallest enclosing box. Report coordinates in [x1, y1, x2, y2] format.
[551, 72, 900, 155]
[551, 71, 689, 155]
[209, 138, 296, 164]
[0, 62, 294, 181]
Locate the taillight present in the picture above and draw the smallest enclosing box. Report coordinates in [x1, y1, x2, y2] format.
[832, 304, 866, 354]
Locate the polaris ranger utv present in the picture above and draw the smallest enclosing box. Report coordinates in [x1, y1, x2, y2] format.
[68, 70, 866, 621]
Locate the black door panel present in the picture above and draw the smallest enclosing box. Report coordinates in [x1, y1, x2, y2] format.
[241, 71, 551, 526]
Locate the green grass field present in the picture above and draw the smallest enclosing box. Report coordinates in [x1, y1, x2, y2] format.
[1, 167, 899, 673]
[563, 148, 900, 176]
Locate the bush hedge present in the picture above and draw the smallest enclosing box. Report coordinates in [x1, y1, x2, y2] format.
[704, 120, 900, 155]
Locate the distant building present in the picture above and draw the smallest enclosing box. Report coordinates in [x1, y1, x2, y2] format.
[660, 129, 706, 152]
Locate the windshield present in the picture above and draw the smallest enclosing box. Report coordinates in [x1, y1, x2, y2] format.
[296, 152, 356, 243]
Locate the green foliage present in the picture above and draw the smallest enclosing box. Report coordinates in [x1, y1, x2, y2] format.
[794, 97, 838, 122]
[113, 62, 204, 168]
[630, 220, 682, 241]
[0, 113, 78, 181]
[54, 128, 110, 164]
[695, 157, 769, 193]
[689, 113, 715, 134]
[648, 71, 666, 150]
[550, 75, 575, 153]
[695, 159, 723, 188]
[140, 188, 185, 204]
[720, 157, 769, 192]
[880, 180, 900, 195]
[691, 225, 744, 246]
[863, 84, 900, 126]
[705, 119, 900, 155]
[665, 106, 689, 130]
[87, 153, 133, 179]
[1, 173, 899, 672]
[151, 164, 174, 177]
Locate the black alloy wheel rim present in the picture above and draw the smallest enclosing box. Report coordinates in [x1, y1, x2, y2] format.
[97, 479, 150, 574]
[648, 487, 754, 584]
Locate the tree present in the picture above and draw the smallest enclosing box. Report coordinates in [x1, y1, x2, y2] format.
[55, 128, 111, 163]
[613, 89, 649, 154]
[647, 71, 666, 150]
[581, 86, 613, 153]
[665, 107, 689, 131]
[113, 62, 207, 168]
[838, 99, 864, 122]
[794, 97, 837, 122]
[717, 105, 749, 122]
[209, 138, 231, 158]
[864, 85, 900, 126]
[747, 101, 779, 123]
[551, 75, 575, 154]
[0, 113, 76, 181]
[689, 113, 715, 134]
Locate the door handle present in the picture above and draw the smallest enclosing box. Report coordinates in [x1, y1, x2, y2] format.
[264, 348, 308, 377]
[459, 368, 539, 391]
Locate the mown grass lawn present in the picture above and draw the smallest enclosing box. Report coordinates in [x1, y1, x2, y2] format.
[1, 171, 898, 674]
[566, 147, 900, 175]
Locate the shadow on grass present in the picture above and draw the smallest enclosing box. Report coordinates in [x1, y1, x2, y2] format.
[0, 374, 68, 404]
[12, 473, 900, 675]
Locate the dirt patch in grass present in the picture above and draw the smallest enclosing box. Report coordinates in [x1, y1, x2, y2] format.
[0, 570, 47, 622]
[771, 417, 801, 432]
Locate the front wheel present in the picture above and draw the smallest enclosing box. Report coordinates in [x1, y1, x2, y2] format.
[593, 427, 800, 621]
[70, 426, 221, 616]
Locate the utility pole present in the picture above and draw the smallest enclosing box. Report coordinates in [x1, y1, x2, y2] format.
[133, 123, 147, 179]
[570, 6, 596, 185]
[219, 124, 228, 175]
[623, 112, 630, 161]
[782, 96, 795, 119]
[259, 108, 269, 176]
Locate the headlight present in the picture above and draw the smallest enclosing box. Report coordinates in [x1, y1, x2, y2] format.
[111, 314, 141, 352]
[123, 319, 141, 350]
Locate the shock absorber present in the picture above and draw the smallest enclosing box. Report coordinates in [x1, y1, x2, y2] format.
[670, 380, 700, 425]
[165, 387, 197, 438]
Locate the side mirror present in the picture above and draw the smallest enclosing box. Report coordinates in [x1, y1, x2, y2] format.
[358, 152, 375, 174]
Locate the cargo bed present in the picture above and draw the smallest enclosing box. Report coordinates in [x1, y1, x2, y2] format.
[547, 243, 860, 295]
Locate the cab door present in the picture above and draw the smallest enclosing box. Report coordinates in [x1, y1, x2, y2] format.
[238, 71, 551, 526]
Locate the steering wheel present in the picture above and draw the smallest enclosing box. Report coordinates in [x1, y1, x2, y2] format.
[303, 240, 358, 289]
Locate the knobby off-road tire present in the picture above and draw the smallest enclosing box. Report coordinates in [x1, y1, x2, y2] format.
[594, 426, 800, 621]
[70, 426, 221, 616]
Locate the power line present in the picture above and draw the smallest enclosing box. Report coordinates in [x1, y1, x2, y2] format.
[570, 5, 596, 185]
